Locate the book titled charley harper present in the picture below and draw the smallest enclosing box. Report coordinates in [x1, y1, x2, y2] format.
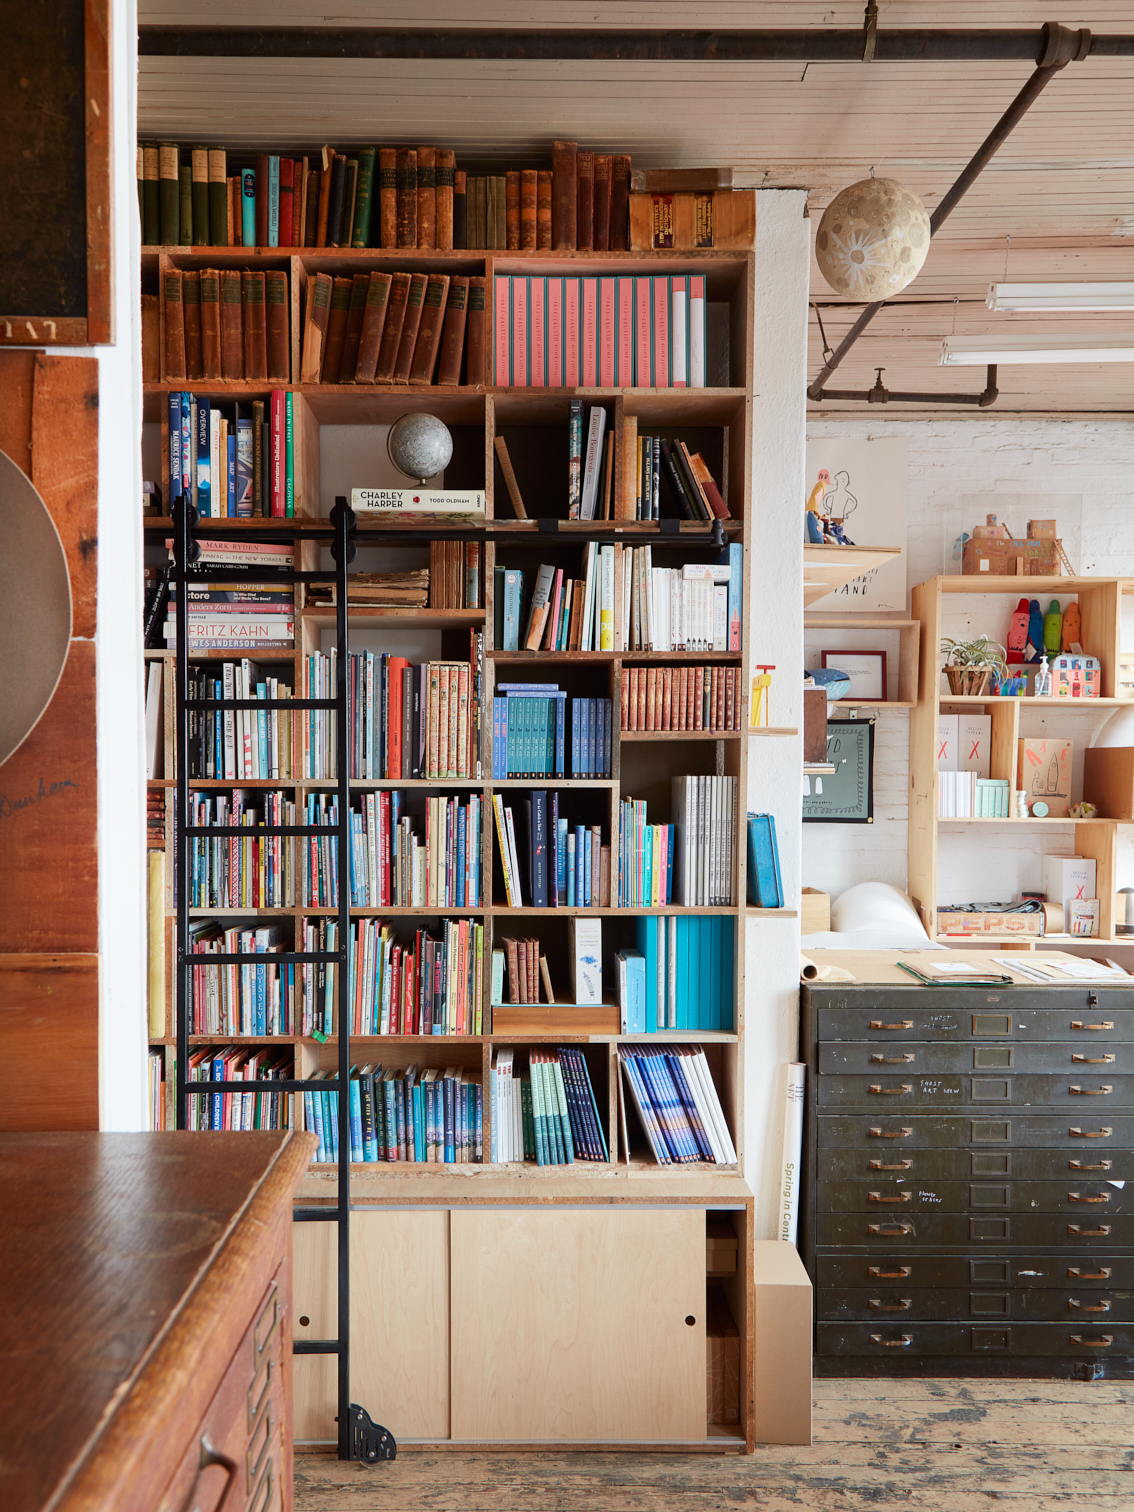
[351, 487, 485, 514]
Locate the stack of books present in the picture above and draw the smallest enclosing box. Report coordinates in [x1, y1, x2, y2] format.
[623, 546, 742, 651]
[938, 772, 1011, 818]
[187, 923, 295, 1035]
[163, 269, 290, 382]
[185, 791, 295, 909]
[633, 435, 728, 522]
[492, 791, 609, 909]
[429, 541, 482, 610]
[185, 1047, 293, 1132]
[495, 939, 554, 1006]
[300, 270, 484, 386]
[634, 916, 736, 1033]
[305, 569, 430, 610]
[493, 274, 705, 388]
[332, 1064, 483, 1166]
[490, 1047, 609, 1165]
[495, 543, 614, 651]
[490, 685, 612, 778]
[671, 775, 738, 906]
[167, 392, 295, 517]
[617, 799, 674, 908]
[185, 663, 295, 774]
[347, 792, 483, 910]
[618, 1044, 737, 1165]
[621, 665, 741, 734]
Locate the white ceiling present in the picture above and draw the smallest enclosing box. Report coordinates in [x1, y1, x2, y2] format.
[137, 3, 1134, 414]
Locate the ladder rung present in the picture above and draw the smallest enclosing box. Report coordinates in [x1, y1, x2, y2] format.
[183, 825, 343, 837]
[183, 699, 339, 711]
[294, 1340, 341, 1355]
[293, 1208, 341, 1222]
[184, 1078, 341, 1093]
[181, 951, 344, 965]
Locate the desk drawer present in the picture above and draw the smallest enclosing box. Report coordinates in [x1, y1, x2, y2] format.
[156, 1270, 284, 1512]
[819, 1042, 1134, 1075]
[817, 1115, 1134, 1149]
[817, 1074, 1134, 1108]
[818, 1286, 1134, 1323]
[816, 1179, 1134, 1215]
[816, 1252, 1134, 1290]
[817, 1212, 1134, 1247]
[817, 1320, 1134, 1358]
[817, 1003, 1134, 1042]
[817, 1147, 1132, 1182]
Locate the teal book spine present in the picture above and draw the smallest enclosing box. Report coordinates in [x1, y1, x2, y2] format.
[635, 915, 657, 1034]
[241, 168, 256, 247]
[708, 915, 722, 1032]
[348, 1073, 363, 1163]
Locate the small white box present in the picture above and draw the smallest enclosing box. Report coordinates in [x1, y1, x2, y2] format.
[569, 917, 603, 1006]
[937, 714, 959, 771]
[958, 715, 992, 779]
[1044, 856, 1097, 925]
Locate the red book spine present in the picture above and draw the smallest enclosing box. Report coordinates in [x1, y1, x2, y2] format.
[547, 277, 563, 389]
[653, 277, 670, 389]
[636, 276, 651, 387]
[493, 276, 511, 386]
[530, 276, 546, 387]
[270, 389, 285, 516]
[278, 157, 294, 245]
[511, 278, 527, 388]
[564, 278, 580, 387]
[599, 277, 616, 387]
[581, 277, 598, 388]
[617, 276, 634, 387]
[388, 660, 404, 786]
[255, 153, 270, 246]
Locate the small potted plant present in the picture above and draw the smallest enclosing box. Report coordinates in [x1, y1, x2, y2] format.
[940, 635, 1008, 697]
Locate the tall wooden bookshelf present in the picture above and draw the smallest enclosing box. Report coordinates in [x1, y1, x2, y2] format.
[143, 241, 794, 1452]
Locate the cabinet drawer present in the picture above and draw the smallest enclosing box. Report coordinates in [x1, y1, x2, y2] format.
[156, 1271, 284, 1512]
[817, 1179, 1134, 1215]
[818, 1286, 1134, 1323]
[819, 1042, 1134, 1074]
[817, 1321, 1134, 1358]
[818, 1114, 1134, 1149]
[816, 1252, 1134, 1290]
[818, 1212, 1134, 1247]
[817, 1074, 1134, 1108]
[817, 1002, 1134, 1042]
[817, 1146, 1131, 1182]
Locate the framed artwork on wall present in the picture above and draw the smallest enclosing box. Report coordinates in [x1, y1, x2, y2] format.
[821, 650, 887, 702]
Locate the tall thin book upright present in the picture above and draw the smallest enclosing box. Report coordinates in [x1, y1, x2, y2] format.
[777, 1063, 806, 1244]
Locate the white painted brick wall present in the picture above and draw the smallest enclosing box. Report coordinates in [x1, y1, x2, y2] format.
[802, 418, 1134, 907]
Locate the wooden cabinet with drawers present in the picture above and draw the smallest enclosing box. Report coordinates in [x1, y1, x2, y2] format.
[802, 984, 1134, 1378]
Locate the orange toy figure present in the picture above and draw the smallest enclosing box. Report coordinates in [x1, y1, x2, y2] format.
[1061, 600, 1082, 651]
[806, 468, 830, 517]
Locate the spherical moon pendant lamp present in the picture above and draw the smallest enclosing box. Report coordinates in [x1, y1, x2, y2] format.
[816, 178, 931, 300]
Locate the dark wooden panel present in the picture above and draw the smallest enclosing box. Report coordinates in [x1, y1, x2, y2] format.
[817, 1114, 1134, 1148]
[0, 955, 99, 1130]
[818, 1146, 1133, 1181]
[0, 642, 98, 952]
[820, 1041, 1134, 1074]
[817, 1252, 1134, 1291]
[817, 1179, 1134, 1214]
[817, 1073, 1134, 1107]
[818, 1321, 1134, 1358]
[30, 353, 99, 638]
[818, 1003, 1134, 1040]
[819, 1287, 1134, 1322]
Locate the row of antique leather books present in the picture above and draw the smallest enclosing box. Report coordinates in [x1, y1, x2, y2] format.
[299, 271, 486, 387]
[139, 141, 632, 252]
[163, 269, 290, 384]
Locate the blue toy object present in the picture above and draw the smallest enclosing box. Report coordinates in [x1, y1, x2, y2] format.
[808, 667, 851, 702]
[806, 512, 824, 544]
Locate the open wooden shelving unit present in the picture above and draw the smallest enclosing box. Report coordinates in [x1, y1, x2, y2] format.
[142, 241, 787, 1452]
[909, 573, 1131, 947]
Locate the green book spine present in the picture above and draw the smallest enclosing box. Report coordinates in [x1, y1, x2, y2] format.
[551, 1058, 575, 1163]
[142, 143, 160, 247]
[191, 147, 210, 246]
[158, 142, 179, 245]
[178, 166, 193, 245]
[528, 1058, 548, 1165]
[285, 391, 294, 517]
[521, 1077, 534, 1159]
[352, 146, 376, 247]
[208, 148, 228, 246]
[136, 144, 145, 225]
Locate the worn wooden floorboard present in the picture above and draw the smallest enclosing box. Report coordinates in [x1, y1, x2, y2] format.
[295, 1381, 1134, 1510]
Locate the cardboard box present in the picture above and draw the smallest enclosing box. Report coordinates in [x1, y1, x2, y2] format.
[707, 1216, 738, 1276]
[1017, 737, 1073, 816]
[801, 887, 831, 934]
[962, 536, 1061, 576]
[753, 1240, 812, 1445]
[1084, 745, 1134, 820]
[706, 1285, 740, 1427]
[1044, 855, 1097, 924]
[937, 909, 1043, 937]
[1028, 519, 1058, 539]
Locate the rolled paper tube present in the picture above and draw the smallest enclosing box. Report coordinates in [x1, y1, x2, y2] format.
[1043, 901, 1066, 935]
[800, 955, 819, 981]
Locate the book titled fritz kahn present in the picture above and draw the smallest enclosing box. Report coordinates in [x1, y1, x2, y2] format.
[351, 487, 486, 515]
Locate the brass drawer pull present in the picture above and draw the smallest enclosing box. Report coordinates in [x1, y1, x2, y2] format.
[1072, 1054, 1116, 1064]
[1071, 1021, 1114, 1031]
[1069, 1127, 1112, 1138]
[869, 1126, 914, 1139]
[1069, 1159, 1112, 1171]
[869, 1221, 914, 1235]
[869, 1084, 913, 1095]
[871, 1020, 914, 1030]
[1068, 1191, 1111, 1203]
[871, 1053, 915, 1064]
[1069, 1085, 1113, 1096]
[869, 1332, 913, 1346]
[1070, 1333, 1113, 1347]
[869, 1265, 912, 1278]
[870, 1159, 913, 1171]
[868, 1191, 912, 1203]
[1068, 1224, 1112, 1237]
[1068, 1267, 1111, 1279]
[868, 1298, 912, 1311]
[1069, 1298, 1112, 1312]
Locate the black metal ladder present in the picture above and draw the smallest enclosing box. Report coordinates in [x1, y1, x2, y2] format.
[171, 495, 395, 1464]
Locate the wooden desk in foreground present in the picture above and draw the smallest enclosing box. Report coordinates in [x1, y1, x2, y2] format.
[1, 1130, 313, 1512]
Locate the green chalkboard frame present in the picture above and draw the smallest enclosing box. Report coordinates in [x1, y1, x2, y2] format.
[803, 717, 875, 824]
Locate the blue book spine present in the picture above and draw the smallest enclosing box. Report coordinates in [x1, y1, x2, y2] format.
[180, 393, 192, 505]
[457, 802, 467, 908]
[604, 699, 612, 775]
[444, 1076, 455, 1163]
[567, 832, 576, 907]
[227, 432, 236, 516]
[557, 817, 568, 900]
[707, 915, 721, 1032]
[595, 699, 605, 776]
[348, 1075, 363, 1163]
[242, 169, 257, 246]
[579, 699, 589, 777]
[195, 397, 211, 515]
[268, 156, 280, 246]
[590, 699, 599, 775]
[665, 824, 674, 905]
[570, 698, 579, 775]
[168, 393, 182, 501]
[555, 693, 566, 775]
[306, 1089, 324, 1161]
[635, 916, 657, 1032]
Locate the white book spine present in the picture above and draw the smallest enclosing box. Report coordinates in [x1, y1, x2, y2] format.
[778, 1062, 806, 1239]
[599, 544, 615, 651]
[689, 283, 705, 388]
[671, 282, 687, 386]
[579, 406, 607, 521]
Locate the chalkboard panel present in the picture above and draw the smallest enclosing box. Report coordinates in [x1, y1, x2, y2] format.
[0, 1, 111, 344]
[803, 718, 875, 823]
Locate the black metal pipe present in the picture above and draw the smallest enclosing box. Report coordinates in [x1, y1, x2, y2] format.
[815, 364, 999, 407]
[137, 25, 1122, 63]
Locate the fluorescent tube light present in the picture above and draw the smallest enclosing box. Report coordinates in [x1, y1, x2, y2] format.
[940, 335, 1134, 366]
[987, 282, 1134, 312]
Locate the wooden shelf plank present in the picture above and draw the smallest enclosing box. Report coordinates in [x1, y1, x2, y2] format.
[803, 545, 902, 609]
